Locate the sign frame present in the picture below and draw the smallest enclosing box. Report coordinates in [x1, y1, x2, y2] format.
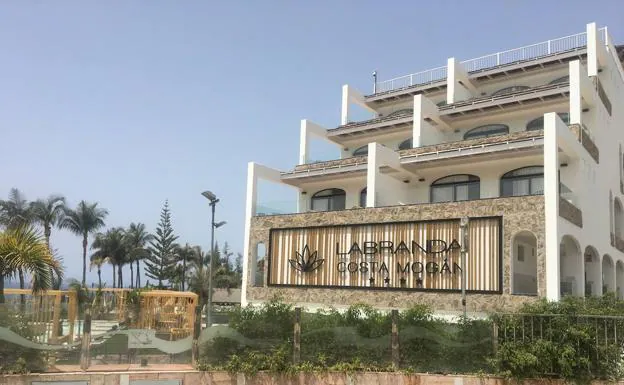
[266, 216, 503, 294]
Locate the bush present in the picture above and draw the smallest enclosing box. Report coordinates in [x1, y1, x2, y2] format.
[0, 311, 47, 374]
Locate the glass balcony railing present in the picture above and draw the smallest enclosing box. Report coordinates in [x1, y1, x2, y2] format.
[256, 200, 299, 216]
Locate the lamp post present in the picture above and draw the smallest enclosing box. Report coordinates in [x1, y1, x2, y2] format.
[201, 190, 227, 327]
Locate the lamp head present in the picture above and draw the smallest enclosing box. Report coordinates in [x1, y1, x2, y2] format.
[214, 221, 227, 229]
[201, 190, 217, 201]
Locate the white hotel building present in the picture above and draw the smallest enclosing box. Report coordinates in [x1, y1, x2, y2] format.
[241, 23, 624, 313]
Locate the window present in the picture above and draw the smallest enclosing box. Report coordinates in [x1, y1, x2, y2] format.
[387, 108, 413, 117]
[501, 166, 544, 197]
[311, 188, 346, 211]
[549, 76, 569, 84]
[491, 85, 530, 96]
[464, 124, 509, 140]
[398, 138, 413, 150]
[359, 188, 367, 207]
[352, 145, 368, 156]
[517, 245, 525, 262]
[430, 174, 480, 203]
[526, 113, 569, 131]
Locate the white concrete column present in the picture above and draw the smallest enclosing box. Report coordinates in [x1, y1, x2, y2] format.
[341, 84, 376, 125]
[586, 22, 607, 77]
[544, 112, 561, 301]
[299, 120, 330, 165]
[241, 162, 282, 306]
[366, 143, 379, 208]
[413, 95, 448, 147]
[366, 143, 404, 208]
[446, 57, 476, 104]
[569, 60, 596, 127]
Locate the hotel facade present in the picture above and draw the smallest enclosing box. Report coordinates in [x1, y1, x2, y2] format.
[241, 23, 624, 314]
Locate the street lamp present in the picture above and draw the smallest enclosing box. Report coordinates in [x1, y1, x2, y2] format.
[201, 190, 227, 328]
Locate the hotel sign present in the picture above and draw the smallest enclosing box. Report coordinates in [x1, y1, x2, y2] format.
[268, 217, 501, 292]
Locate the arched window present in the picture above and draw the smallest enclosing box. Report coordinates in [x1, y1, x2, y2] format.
[387, 108, 413, 117]
[464, 124, 509, 140]
[311, 188, 346, 211]
[549, 75, 569, 84]
[352, 145, 368, 156]
[526, 113, 570, 131]
[359, 188, 367, 207]
[491, 85, 530, 96]
[398, 138, 413, 150]
[501, 166, 544, 197]
[430, 174, 480, 203]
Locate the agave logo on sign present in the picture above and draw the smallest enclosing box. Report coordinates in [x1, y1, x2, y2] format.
[289, 245, 324, 273]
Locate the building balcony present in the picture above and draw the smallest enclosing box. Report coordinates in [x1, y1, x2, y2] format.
[438, 82, 569, 119]
[366, 28, 605, 104]
[327, 111, 413, 140]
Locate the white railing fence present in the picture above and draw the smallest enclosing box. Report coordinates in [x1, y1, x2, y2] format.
[375, 66, 447, 94]
[374, 27, 607, 94]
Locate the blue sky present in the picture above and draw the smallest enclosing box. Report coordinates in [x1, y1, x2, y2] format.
[0, 1, 622, 285]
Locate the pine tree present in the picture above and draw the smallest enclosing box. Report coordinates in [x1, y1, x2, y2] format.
[145, 200, 179, 288]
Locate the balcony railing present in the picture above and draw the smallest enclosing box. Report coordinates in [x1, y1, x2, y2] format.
[373, 28, 606, 95]
[375, 66, 447, 94]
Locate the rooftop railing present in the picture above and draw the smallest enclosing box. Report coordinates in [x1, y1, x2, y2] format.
[373, 28, 607, 95]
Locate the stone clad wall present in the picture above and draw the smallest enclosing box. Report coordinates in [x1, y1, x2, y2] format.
[247, 196, 545, 313]
[0, 370, 573, 385]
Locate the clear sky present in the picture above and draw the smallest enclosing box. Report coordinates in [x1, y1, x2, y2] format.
[0, 1, 622, 285]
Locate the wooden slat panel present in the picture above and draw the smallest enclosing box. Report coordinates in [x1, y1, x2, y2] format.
[268, 217, 501, 292]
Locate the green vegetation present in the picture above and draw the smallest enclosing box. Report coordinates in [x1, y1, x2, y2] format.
[197, 297, 624, 382]
[145, 200, 179, 287]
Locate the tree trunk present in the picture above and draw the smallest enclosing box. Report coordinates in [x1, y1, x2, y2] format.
[130, 263, 134, 289]
[182, 255, 187, 292]
[45, 224, 51, 251]
[97, 267, 102, 289]
[112, 264, 116, 289]
[136, 261, 141, 288]
[19, 268, 25, 308]
[0, 277, 5, 304]
[82, 235, 88, 286]
[118, 265, 123, 288]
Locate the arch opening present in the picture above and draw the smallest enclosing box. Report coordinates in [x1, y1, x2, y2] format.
[512, 231, 537, 295]
[560, 235, 583, 297]
[584, 246, 601, 296]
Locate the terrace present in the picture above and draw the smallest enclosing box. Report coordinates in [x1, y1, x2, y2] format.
[368, 28, 606, 102]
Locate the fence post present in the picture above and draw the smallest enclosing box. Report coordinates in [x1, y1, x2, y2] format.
[79, 307, 92, 371]
[192, 305, 201, 365]
[391, 309, 399, 368]
[293, 307, 301, 364]
[492, 320, 499, 354]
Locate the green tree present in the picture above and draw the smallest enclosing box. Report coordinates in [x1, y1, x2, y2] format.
[173, 243, 196, 291]
[0, 226, 63, 303]
[92, 228, 127, 288]
[60, 201, 108, 286]
[30, 195, 66, 250]
[0, 188, 33, 230]
[0, 188, 34, 293]
[89, 253, 107, 289]
[146, 200, 179, 288]
[124, 222, 154, 289]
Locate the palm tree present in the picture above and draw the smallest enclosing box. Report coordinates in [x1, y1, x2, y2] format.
[0, 225, 63, 303]
[30, 195, 66, 250]
[89, 254, 107, 289]
[124, 223, 154, 289]
[92, 228, 127, 288]
[0, 188, 33, 230]
[0, 188, 34, 294]
[60, 201, 108, 286]
[174, 243, 199, 292]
